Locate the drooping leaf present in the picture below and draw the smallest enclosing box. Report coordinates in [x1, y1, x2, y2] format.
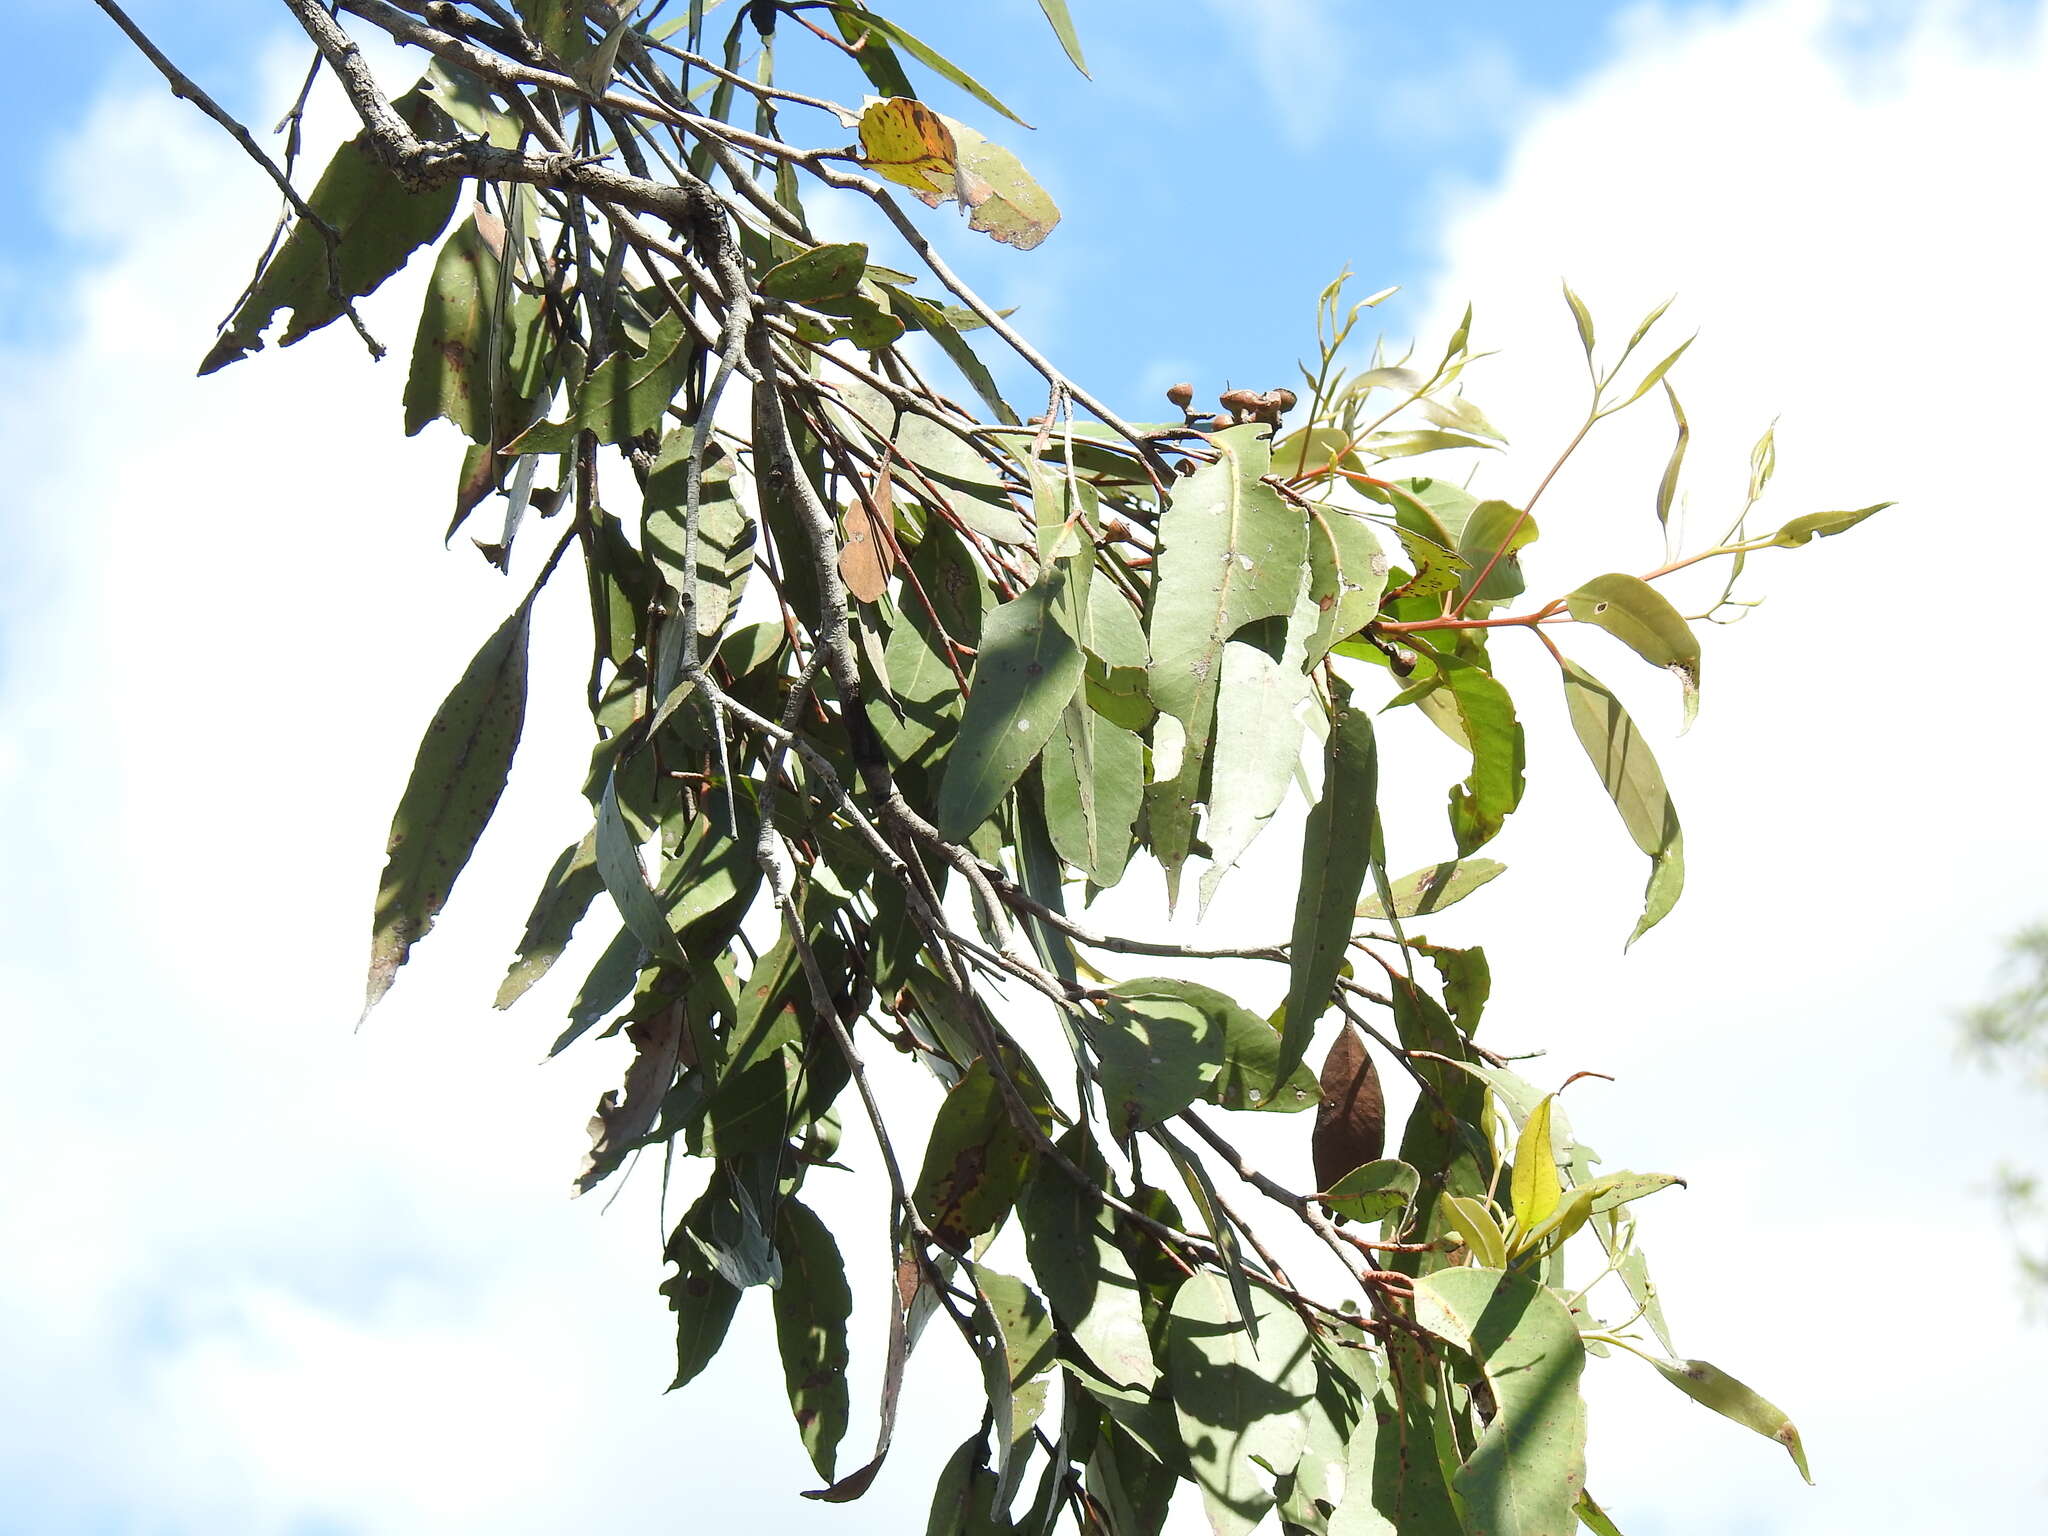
[1282, 685, 1378, 1085]
[1565, 574, 1701, 728]
[773, 1198, 854, 1482]
[403, 213, 548, 442]
[202, 88, 460, 373]
[974, 1266, 1057, 1500]
[1041, 697, 1142, 889]
[660, 1227, 741, 1391]
[365, 597, 533, 1015]
[574, 1000, 685, 1195]
[1305, 505, 1389, 667]
[1575, 1490, 1626, 1536]
[914, 1059, 1036, 1251]
[1650, 1358, 1812, 1484]
[1034, 0, 1090, 74]
[1354, 858, 1505, 920]
[925, 1433, 1013, 1535]
[1019, 1130, 1158, 1390]
[1559, 661, 1684, 945]
[1412, 1267, 1589, 1536]
[937, 568, 1085, 842]
[828, 9, 1032, 125]
[494, 829, 603, 1008]
[1411, 644, 1526, 856]
[1145, 424, 1308, 896]
[1165, 1272, 1318, 1536]
[1198, 617, 1313, 913]
[1313, 1026, 1388, 1199]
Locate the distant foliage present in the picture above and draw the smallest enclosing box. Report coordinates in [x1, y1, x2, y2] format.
[115, 1, 1889, 1529]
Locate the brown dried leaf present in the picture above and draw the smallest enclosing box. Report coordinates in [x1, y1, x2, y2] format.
[1312, 1024, 1385, 1195]
[838, 463, 897, 605]
[573, 1002, 685, 1196]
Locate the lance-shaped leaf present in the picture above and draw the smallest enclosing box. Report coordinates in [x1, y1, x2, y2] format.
[1509, 1093, 1563, 1233]
[404, 214, 543, 442]
[202, 88, 460, 373]
[494, 829, 602, 1008]
[1559, 661, 1685, 945]
[1615, 1244, 1676, 1356]
[365, 598, 532, 1016]
[1412, 1268, 1588, 1536]
[1019, 1130, 1158, 1390]
[973, 1266, 1057, 1503]
[1199, 602, 1316, 914]
[1035, 0, 1089, 74]
[1165, 1272, 1319, 1536]
[914, 1059, 1036, 1251]
[925, 1434, 1011, 1535]
[829, 11, 1031, 125]
[1282, 687, 1378, 1086]
[1084, 978, 1319, 1135]
[1768, 502, 1890, 547]
[660, 1217, 742, 1391]
[1041, 699, 1142, 889]
[1651, 1358, 1812, 1484]
[1355, 858, 1505, 920]
[1566, 574, 1701, 728]
[937, 568, 1085, 841]
[1575, 1490, 1626, 1536]
[773, 1198, 853, 1482]
[1145, 424, 1307, 896]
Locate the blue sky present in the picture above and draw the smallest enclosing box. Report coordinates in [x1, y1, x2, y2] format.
[5, 3, 2048, 1533]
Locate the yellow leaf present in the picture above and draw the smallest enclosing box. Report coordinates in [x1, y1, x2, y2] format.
[856, 98, 960, 206]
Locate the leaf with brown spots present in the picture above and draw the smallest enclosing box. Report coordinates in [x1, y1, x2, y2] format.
[913, 1059, 1035, 1251]
[364, 596, 532, 1018]
[772, 1198, 853, 1480]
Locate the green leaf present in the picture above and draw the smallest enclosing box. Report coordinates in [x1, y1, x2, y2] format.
[1584, 1171, 1685, 1214]
[1166, 1273, 1319, 1536]
[365, 598, 532, 1016]
[1656, 382, 1689, 533]
[1650, 1358, 1812, 1484]
[1281, 686, 1379, 1084]
[1615, 1245, 1675, 1356]
[1019, 1131, 1158, 1390]
[760, 241, 870, 302]
[1441, 1194, 1508, 1270]
[1086, 978, 1318, 1134]
[1610, 334, 1695, 411]
[493, 830, 603, 1008]
[1035, 0, 1090, 74]
[945, 116, 1062, 251]
[1412, 1267, 1589, 1536]
[1041, 699, 1142, 889]
[1354, 858, 1505, 920]
[1305, 505, 1390, 667]
[1768, 502, 1890, 547]
[507, 309, 694, 452]
[826, 7, 1033, 126]
[1563, 281, 1597, 359]
[1456, 501, 1538, 603]
[1365, 429, 1501, 460]
[1565, 574, 1701, 728]
[914, 1059, 1036, 1251]
[403, 214, 547, 442]
[1509, 1094, 1562, 1233]
[595, 769, 682, 963]
[659, 1245, 741, 1391]
[974, 1267, 1057, 1500]
[1576, 1489, 1626, 1536]
[773, 1199, 854, 1482]
[926, 1434, 1011, 1535]
[937, 568, 1086, 841]
[1199, 618, 1313, 914]
[1144, 424, 1308, 896]
[201, 88, 460, 373]
[1559, 661, 1685, 945]
[1321, 1158, 1419, 1224]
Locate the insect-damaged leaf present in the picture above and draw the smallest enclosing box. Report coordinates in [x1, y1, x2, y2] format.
[1412, 1267, 1589, 1536]
[1281, 685, 1378, 1085]
[1084, 978, 1318, 1135]
[773, 1198, 854, 1482]
[936, 568, 1084, 842]
[1651, 1358, 1813, 1484]
[1566, 573, 1701, 729]
[1768, 502, 1890, 548]
[1146, 423, 1307, 897]
[1166, 1272, 1318, 1536]
[364, 597, 532, 1017]
[404, 212, 548, 442]
[760, 241, 871, 302]
[1559, 660, 1685, 945]
[947, 117, 1061, 252]
[506, 309, 694, 453]
[972, 1265, 1057, 1502]
[913, 1059, 1036, 1251]
[1355, 857, 1505, 920]
[574, 1000, 685, 1195]
[493, 829, 603, 1008]
[202, 87, 460, 374]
